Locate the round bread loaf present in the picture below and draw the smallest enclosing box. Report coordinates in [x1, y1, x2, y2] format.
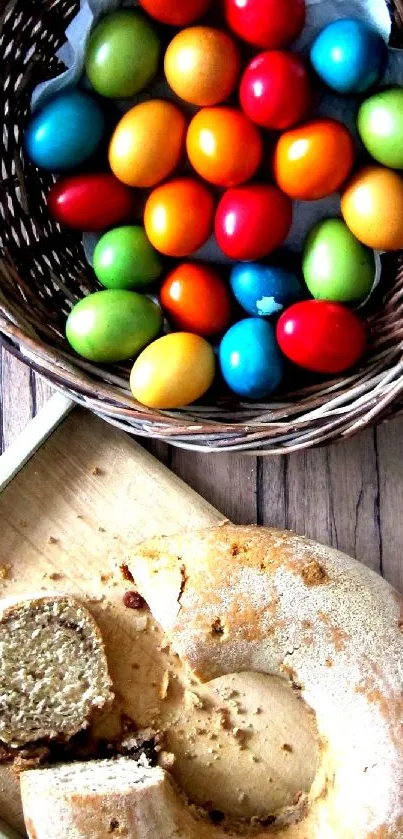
[20, 527, 403, 838]
[130, 525, 403, 839]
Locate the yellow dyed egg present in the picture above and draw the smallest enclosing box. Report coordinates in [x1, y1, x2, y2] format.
[341, 166, 403, 251]
[109, 99, 187, 188]
[130, 332, 215, 409]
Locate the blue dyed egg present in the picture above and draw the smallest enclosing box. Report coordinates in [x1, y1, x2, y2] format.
[25, 90, 105, 172]
[219, 318, 284, 400]
[310, 18, 388, 95]
[230, 263, 302, 318]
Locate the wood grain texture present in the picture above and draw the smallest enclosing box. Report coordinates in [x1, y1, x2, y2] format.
[1, 344, 402, 591]
[375, 417, 403, 591]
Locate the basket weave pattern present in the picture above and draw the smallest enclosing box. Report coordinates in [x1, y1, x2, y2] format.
[0, 0, 402, 454]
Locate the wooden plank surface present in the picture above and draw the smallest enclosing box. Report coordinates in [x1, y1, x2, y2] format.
[1, 343, 402, 592]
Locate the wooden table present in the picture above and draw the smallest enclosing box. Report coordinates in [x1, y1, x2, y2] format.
[1, 343, 402, 593]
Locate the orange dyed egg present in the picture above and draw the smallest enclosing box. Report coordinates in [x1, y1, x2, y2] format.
[164, 26, 241, 107]
[160, 262, 232, 336]
[273, 119, 355, 201]
[144, 177, 214, 257]
[109, 100, 187, 188]
[341, 166, 403, 251]
[187, 107, 263, 187]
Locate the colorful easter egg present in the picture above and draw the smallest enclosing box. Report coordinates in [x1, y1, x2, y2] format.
[47, 173, 137, 231]
[215, 184, 292, 261]
[164, 27, 241, 107]
[130, 332, 216, 409]
[240, 51, 311, 130]
[85, 10, 160, 99]
[109, 100, 187, 188]
[25, 90, 105, 172]
[66, 290, 162, 363]
[357, 87, 403, 170]
[138, 0, 213, 26]
[303, 218, 376, 303]
[273, 119, 355, 201]
[219, 318, 284, 399]
[341, 166, 403, 251]
[230, 263, 303, 317]
[310, 18, 388, 95]
[144, 178, 214, 257]
[276, 300, 367, 373]
[160, 263, 231, 336]
[224, 0, 306, 50]
[187, 107, 263, 188]
[93, 226, 162, 290]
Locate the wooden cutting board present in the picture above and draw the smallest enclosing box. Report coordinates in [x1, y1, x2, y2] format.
[0, 398, 223, 833]
[0, 398, 319, 836]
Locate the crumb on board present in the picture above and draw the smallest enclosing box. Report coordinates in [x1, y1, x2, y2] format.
[132, 615, 148, 632]
[185, 691, 205, 711]
[282, 743, 293, 753]
[0, 565, 10, 581]
[159, 671, 170, 700]
[92, 466, 105, 476]
[100, 573, 113, 584]
[48, 536, 59, 545]
[48, 572, 63, 581]
[87, 594, 107, 604]
[120, 563, 135, 583]
[98, 526, 106, 533]
[158, 751, 175, 770]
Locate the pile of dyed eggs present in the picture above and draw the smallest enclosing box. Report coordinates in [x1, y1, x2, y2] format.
[25, 0, 403, 408]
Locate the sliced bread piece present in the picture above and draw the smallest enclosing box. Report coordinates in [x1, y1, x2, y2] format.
[0, 595, 113, 748]
[20, 758, 197, 839]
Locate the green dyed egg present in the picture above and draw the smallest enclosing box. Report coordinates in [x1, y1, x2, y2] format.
[357, 87, 403, 170]
[303, 219, 375, 304]
[66, 290, 162, 362]
[93, 226, 163, 290]
[85, 10, 160, 99]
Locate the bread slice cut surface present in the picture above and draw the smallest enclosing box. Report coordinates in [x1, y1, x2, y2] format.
[0, 595, 113, 748]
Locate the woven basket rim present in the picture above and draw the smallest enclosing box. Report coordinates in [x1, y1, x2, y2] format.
[0, 0, 403, 454]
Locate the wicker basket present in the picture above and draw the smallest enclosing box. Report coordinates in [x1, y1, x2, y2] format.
[0, 0, 402, 454]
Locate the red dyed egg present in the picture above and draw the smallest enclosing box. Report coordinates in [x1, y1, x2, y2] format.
[48, 173, 137, 231]
[240, 51, 312, 130]
[276, 301, 367, 374]
[215, 184, 292, 261]
[138, 0, 212, 26]
[224, 0, 306, 50]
